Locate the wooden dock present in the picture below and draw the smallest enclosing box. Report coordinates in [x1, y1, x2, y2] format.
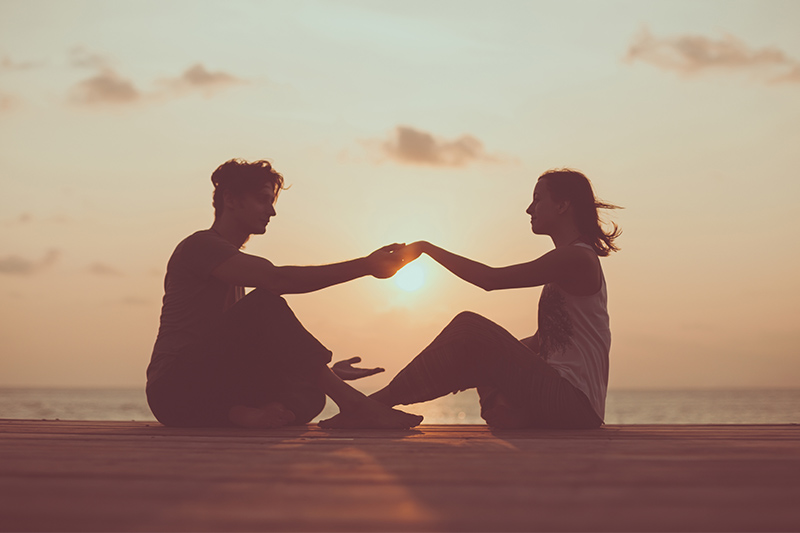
[1, 420, 799, 532]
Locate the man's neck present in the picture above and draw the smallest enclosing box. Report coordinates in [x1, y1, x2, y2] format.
[210, 219, 250, 249]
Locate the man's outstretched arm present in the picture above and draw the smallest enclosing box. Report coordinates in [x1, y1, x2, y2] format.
[211, 244, 409, 295]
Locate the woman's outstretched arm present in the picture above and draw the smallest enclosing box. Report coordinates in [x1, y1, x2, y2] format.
[409, 241, 598, 293]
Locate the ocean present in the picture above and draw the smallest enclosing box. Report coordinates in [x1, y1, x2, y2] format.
[1, 387, 798, 425]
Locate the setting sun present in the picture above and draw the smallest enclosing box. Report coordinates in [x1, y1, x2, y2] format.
[394, 262, 425, 292]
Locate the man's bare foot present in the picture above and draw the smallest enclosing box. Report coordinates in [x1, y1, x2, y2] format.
[228, 402, 296, 429]
[318, 399, 423, 429]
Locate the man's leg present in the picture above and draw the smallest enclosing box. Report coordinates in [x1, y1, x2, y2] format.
[208, 289, 332, 428]
[276, 374, 327, 425]
[228, 403, 296, 429]
[217, 289, 422, 429]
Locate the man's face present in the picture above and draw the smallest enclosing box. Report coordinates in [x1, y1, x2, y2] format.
[231, 185, 277, 235]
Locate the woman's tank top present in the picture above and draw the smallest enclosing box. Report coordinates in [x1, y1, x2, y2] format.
[538, 243, 611, 420]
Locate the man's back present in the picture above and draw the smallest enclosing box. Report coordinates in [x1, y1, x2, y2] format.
[147, 230, 243, 383]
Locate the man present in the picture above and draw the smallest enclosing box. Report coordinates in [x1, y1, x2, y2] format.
[146, 158, 423, 429]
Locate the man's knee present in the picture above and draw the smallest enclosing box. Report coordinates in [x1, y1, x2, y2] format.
[242, 288, 289, 310]
[281, 384, 326, 425]
[223, 289, 294, 330]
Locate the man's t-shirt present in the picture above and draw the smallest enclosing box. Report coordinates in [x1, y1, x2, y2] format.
[147, 229, 244, 384]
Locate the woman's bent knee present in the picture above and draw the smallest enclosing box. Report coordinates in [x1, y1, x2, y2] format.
[452, 310, 484, 323]
[448, 311, 494, 332]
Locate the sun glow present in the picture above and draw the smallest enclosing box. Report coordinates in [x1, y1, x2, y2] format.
[394, 261, 425, 292]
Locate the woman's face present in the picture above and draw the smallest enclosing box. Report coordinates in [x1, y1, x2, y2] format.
[526, 181, 559, 235]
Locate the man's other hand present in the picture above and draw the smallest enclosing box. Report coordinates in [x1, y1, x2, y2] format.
[331, 357, 385, 381]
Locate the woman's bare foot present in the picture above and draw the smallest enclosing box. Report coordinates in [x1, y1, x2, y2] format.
[228, 402, 296, 429]
[318, 398, 423, 429]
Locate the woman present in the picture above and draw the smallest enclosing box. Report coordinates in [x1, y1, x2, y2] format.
[321, 169, 621, 429]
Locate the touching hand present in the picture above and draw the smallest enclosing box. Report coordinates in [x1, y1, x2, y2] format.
[404, 241, 427, 262]
[366, 243, 408, 279]
[331, 357, 385, 381]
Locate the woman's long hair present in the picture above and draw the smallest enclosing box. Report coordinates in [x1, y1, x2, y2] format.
[538, 169, 622, 256]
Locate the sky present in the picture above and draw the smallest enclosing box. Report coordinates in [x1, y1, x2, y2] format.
[1, 0, 799, 392]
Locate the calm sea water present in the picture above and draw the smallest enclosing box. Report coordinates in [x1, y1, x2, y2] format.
[0, 387, 798, 425]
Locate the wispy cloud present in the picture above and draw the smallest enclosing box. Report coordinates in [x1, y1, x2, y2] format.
[117, 296, 151, 306]
[67, 47, 244, 106]
[0, 249, 60, 276]
[1, 55, 43, 71]
[68, 47, 142, 105]
[0, 92, 21, 112]
[69, 68, 141, 105]
[2, 213, 32, 227]
[626, 26, 800, 84]
[375, 126, 500, 167]
[3, 213, 73, 227]
[157, 63, 244, 96]
[87, 262, 123, 276]
[69, 47, 107, 70]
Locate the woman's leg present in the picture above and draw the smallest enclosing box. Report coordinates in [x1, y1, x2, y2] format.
[369, 311, 542, 406]
[369, 311, 600, 428]
[316, 365, 423, 428]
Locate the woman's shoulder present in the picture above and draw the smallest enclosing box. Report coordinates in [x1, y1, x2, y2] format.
[552, 244, 602, 296]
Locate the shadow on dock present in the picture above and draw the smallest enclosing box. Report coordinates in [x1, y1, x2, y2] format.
[1, 420, 799, 531]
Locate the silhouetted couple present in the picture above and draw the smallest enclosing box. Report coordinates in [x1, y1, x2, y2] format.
[146, 159, 621, 429]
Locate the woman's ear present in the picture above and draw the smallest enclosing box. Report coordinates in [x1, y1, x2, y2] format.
[556, 199, 572, 215]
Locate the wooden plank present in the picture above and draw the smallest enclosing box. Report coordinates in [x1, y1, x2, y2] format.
[1, 420, 799, 532]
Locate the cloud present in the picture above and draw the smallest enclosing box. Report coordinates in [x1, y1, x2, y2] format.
[625, 27, 800, 84]
[772, 64, 800, 84]
[67, 48, 244, 106]
[69, 68, 141, 105]
[69, 47, 108, 70]
[0, 249, 60, 275]
[377, 126, 499, 167]
[0, 92, 21, 112]
[1, 55, 43, 71]
[118, 296, 151, 306]
[3, 213, 74, 227]
[158, 63, 244, 96]
[87, 262, 123, 276]
[1, 212, 32, 226]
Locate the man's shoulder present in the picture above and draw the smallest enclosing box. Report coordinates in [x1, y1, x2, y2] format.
[176, 229, 229, 249]
[172, 229, 237, 259]
[168, 229, 240, 276]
